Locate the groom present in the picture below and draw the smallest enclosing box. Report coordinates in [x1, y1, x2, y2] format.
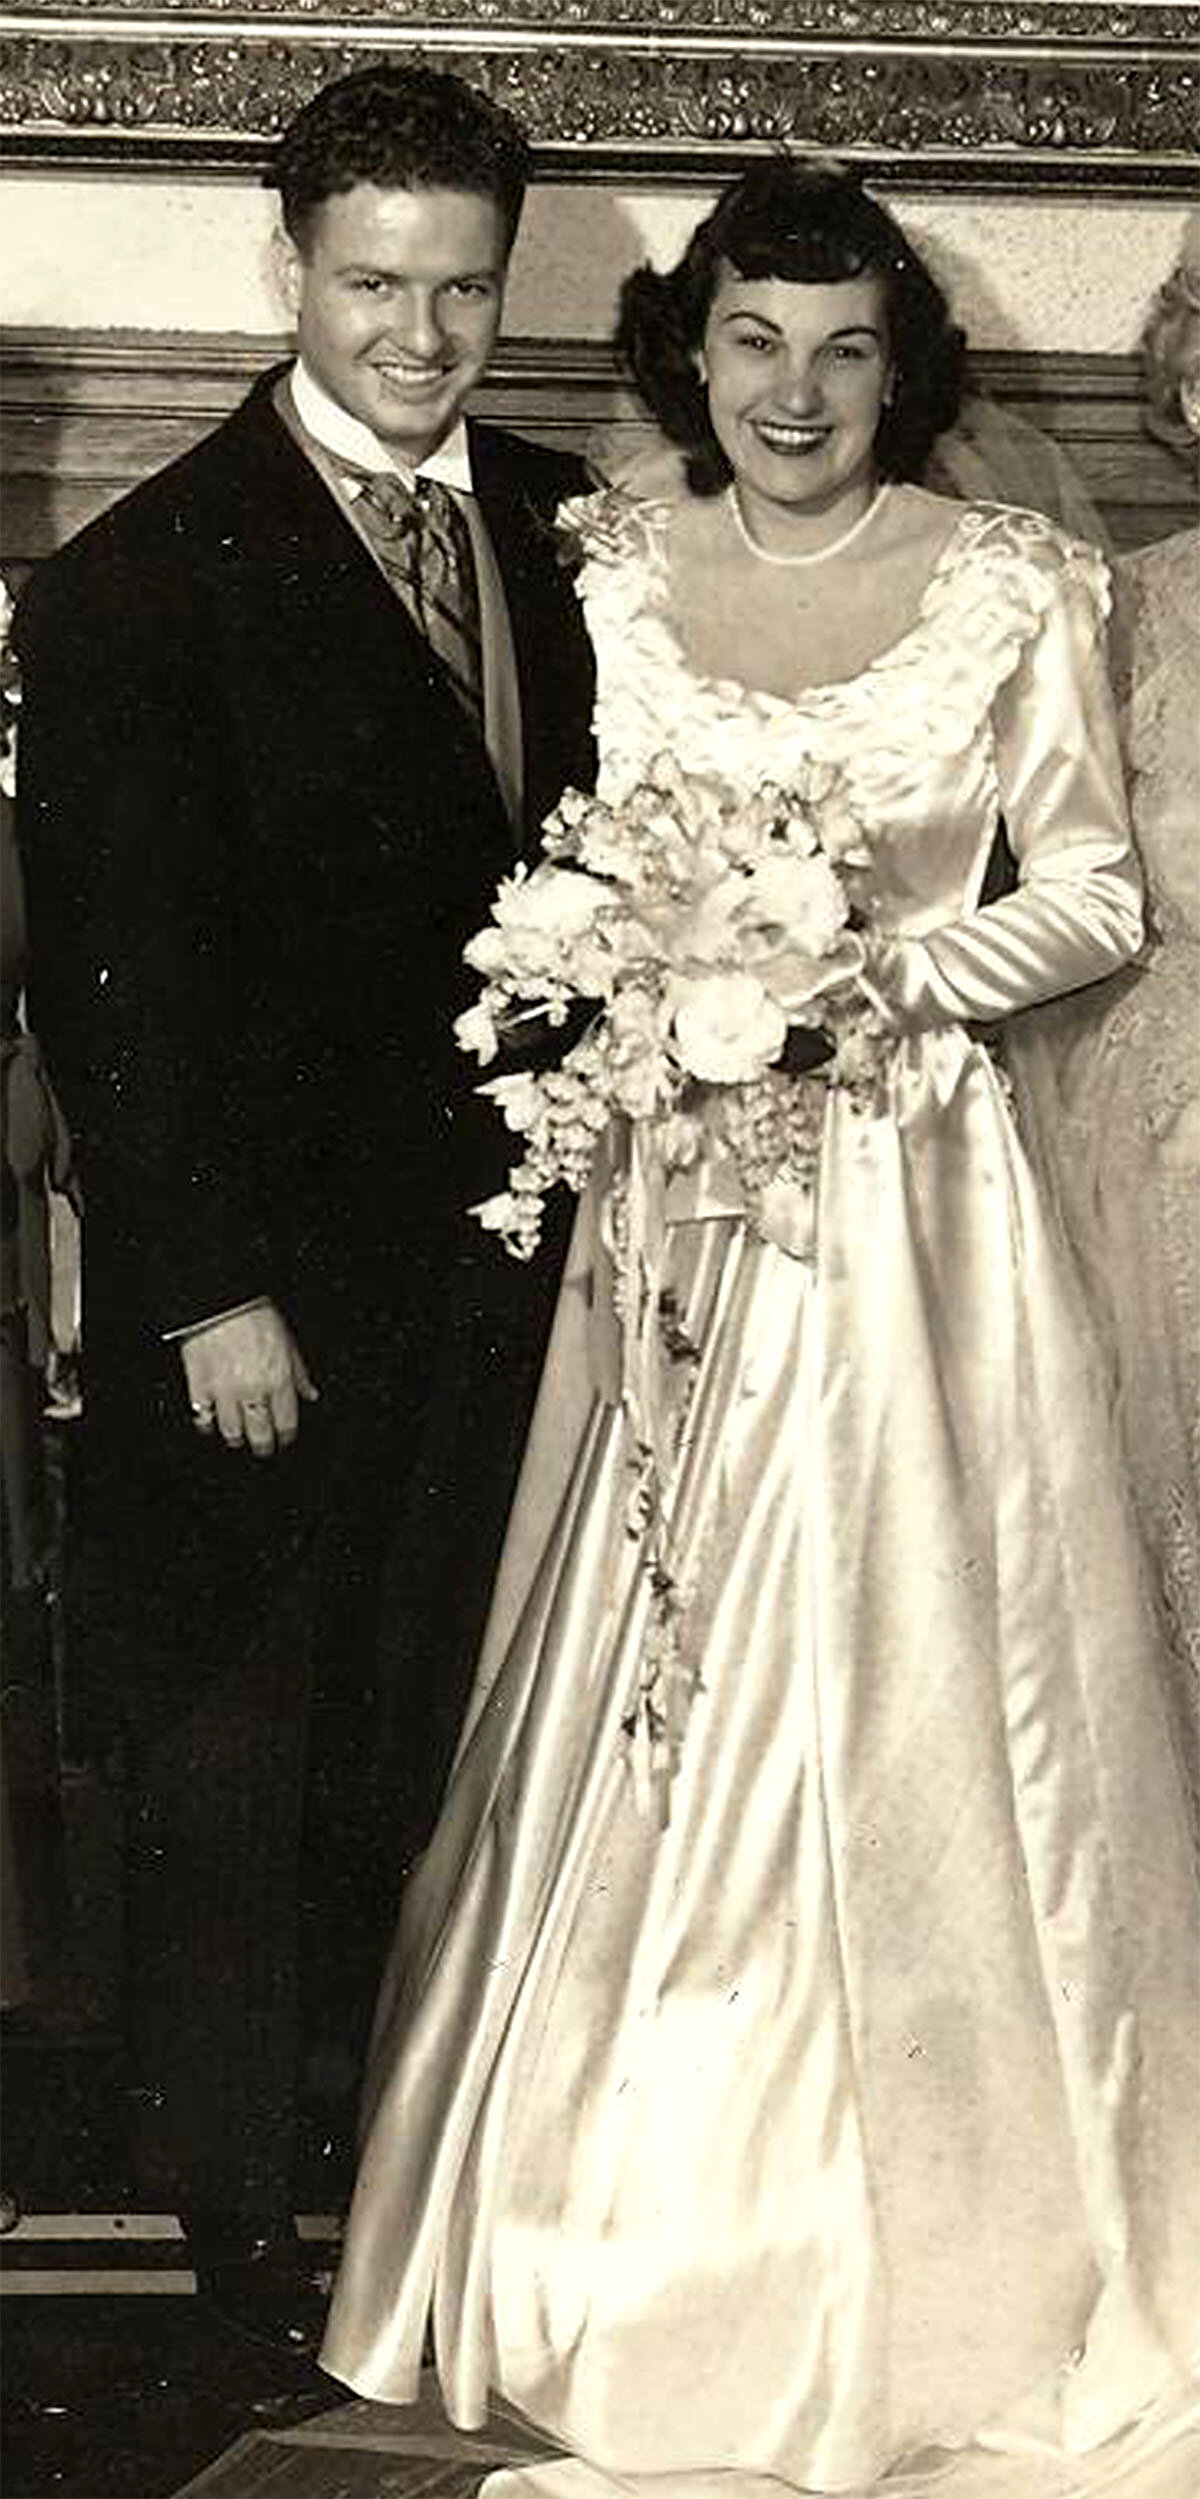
[16, 63, 594, 2349]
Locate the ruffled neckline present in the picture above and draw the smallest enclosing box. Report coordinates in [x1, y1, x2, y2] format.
[655, 495, 978, 714]
[559, 486, 1110, 740]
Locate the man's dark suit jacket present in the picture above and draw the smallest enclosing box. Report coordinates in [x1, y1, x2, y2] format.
[18, 370, 595, 1364]
[15, 377, 595, 2206]
[16, 369, 596, 1712]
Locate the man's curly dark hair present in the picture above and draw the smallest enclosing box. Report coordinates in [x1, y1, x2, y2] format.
[267, 63, 533, 255]
[616, 161, 967, 494]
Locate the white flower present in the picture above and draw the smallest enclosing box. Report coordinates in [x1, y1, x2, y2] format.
[741, 852, 849, 955]
[609, 984, 666, 1047]
[778, 808, 820, 858]
[819, 792, 873, 868]
[567, 803, 638, 880]
[463, 926, 510, 977]
[607, 986, 674, 1118]
[658, 1110, 704, 1169]
[832, 1008, 894, 1100]
[566, 929, 629, 1001]
[801, 759, 872, 867]
[494, 863, 604, 940]
[611, 1055, 670, 1120]
[717, 806, 768, 865]
[469, 1191, 541, 1260]
[478, 1071, 543, 1132]
[672, 870, 756, 969]
[543, 786, 593, 840]
[727, 783, 820, 864]
[471, 1190, 523, 1232]
[671, 971, 787, 1085]
[463, 861, 612, 995]
[454, 1000, 501, 1064]
[759, 931, 865, 1017]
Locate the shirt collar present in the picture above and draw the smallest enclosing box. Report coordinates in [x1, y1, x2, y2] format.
[289, 359, 474, 493]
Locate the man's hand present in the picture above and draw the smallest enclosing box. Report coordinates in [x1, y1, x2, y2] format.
[180, 1304, 319, 1459]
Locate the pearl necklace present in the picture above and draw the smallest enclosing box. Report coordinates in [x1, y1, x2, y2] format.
[728, 480, 890, 568]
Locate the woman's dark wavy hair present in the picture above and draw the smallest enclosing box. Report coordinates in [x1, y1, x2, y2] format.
[267, 63, 532, 254]
[617, 161, 966, 493]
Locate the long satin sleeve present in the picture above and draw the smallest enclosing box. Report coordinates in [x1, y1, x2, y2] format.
[862, 555, 1144, 1029]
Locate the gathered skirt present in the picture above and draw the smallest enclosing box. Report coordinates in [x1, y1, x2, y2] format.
[322, 1030, 1200, 2491]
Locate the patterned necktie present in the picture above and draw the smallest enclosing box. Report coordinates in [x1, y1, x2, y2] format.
[349, 471, 484, 726]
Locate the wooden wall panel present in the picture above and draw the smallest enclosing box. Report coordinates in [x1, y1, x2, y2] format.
[2, 329, 1195, 564]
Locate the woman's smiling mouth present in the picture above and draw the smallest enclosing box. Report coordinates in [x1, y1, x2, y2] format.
[752, 418, 832, 454]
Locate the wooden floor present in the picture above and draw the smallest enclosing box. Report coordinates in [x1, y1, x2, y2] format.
[4, 2233, 1200, 2499]
[0, 2280, 341, 2499]
[0, 2276, 551, 2499]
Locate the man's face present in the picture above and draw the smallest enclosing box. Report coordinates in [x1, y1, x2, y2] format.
[280, 181, 509, 462]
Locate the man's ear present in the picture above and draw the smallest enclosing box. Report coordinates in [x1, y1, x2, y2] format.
[272, 226, 304, 323]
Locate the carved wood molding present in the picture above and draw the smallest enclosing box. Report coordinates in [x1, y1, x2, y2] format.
[0, 10, 1196, 188]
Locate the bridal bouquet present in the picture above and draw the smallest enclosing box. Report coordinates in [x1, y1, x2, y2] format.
[456, 751, 890, 1262]
[457, 753, 892, 1789]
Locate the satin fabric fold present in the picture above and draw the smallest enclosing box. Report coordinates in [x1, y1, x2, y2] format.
[322, 499, 1199, 2489]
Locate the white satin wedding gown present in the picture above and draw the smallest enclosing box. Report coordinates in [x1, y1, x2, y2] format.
[322, 495, 1200, 2492]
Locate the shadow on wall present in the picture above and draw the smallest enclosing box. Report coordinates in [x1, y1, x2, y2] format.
[508, 185, 658, 341]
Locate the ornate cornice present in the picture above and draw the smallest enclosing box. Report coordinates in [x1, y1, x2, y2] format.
[0, 11, 1195, 187]
[3, 2, 1198, 29]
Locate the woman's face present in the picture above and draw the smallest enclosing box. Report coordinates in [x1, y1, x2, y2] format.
[699, 263, 892, 521]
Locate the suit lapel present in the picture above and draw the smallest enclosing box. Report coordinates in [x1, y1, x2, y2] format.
[217, 393, 588, 861]
[470, 421, 552, 736]
[470, 420, 593, 855]
[227, 379, 501, 788]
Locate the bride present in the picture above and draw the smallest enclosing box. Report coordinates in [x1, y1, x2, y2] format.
[320, 166, 1199, 2490]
